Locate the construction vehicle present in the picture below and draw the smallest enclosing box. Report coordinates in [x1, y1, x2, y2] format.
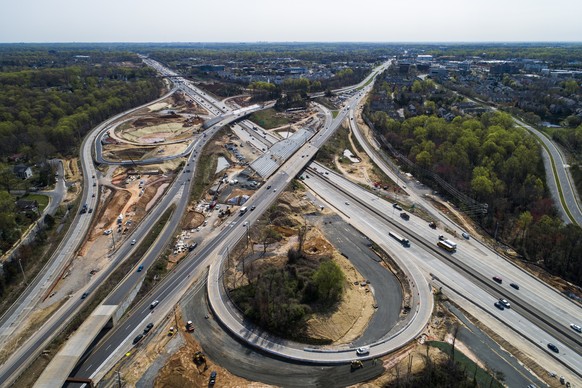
[193, 351, 206, 366]
[186, 320, 195, 332]
[167, 326, 176, 336]
[350, 360, 363, 370]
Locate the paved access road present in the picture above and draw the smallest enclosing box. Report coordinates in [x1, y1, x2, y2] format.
[513, 116, 582, 224]
[178, 283, 385, 388]
[318, 215, 403, 345]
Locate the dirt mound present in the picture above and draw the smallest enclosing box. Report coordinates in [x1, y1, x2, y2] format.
[154, 350, 198, 388]
[133, 116, 171, 128]
[183, 211, 206, 229]
[154, 338, 267, 388]
[98, 189, 131, 230]
[304, 236, 333, 255]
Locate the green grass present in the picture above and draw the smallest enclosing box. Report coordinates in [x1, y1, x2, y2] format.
[314, 97, 338, 111]
[427, 341, 503, 387]
[315, 124, 354, 168]
[190, 149, 219, 202]
[331, 110, 339, 118]
[248, 108, 290, 129]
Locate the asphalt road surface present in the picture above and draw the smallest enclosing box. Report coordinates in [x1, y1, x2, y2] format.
[180, 281, 385, 388]
[317, 214, 403, 345]
[447, 303, 545, 388]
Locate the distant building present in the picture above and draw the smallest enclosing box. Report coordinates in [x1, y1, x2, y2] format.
[197, 64, 225, 72]
[13, 165, 32, 180]
[398, 61, 411, 74]
[417, 54, 433, 62]
[429, 66, 448, 80]
[490, 62, 519, 75]
[458, 61, 471, 74]
[284, 67, 307, 74]
[8, 153, 25, 162]
[16, 199, 38, 212]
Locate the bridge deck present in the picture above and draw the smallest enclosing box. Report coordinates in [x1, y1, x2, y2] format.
[33, 304, 118, 388]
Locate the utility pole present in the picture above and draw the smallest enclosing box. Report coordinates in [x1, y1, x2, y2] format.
[111, 230, 116, 250]
[245, 224, 250, 248]
[18, 259, 27, 285]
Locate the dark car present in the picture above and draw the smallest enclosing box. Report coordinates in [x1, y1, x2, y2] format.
[494, 301, 505, 310]
[143, 322, 154, 334]
[209, 371, 217, 385]
[266, 185, 271, 190]
[493, 276, 502, 284]
[547, 343, 559, 353]
[510, 283, 520, 290]
[132, 334, 144, 345]
[81, 292, 89, 299]
[250, 206, 256, 211]
[400, 212, 410, 220]
[137, 265, 144, 272]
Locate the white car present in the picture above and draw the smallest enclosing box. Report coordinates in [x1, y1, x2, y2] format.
[131, 239, 136, 245]
[356, 346, 369, 355]
[103, 229, 112, 235]
[498, 299, 510, 308]
[571, 324, 582, 333]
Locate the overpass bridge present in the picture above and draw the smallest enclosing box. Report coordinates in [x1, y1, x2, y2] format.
[33, 306, 117, 388]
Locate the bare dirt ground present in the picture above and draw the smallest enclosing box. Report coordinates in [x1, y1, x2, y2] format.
[103, 93, 206, 163]
[37, 164, 176, 313]
[109, 307, 265, 388]
[62, 158, 82, 202]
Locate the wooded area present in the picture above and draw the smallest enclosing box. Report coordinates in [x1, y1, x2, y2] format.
[0, 47, 163, 290]
[0, 65, 162, 157]
[366, 84, 582, 286]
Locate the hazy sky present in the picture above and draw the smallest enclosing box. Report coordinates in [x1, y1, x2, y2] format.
[1, 0, 581, 43]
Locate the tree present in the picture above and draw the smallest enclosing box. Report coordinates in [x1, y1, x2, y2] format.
[259, 227, 281, 255]
[516, 211, 533, 248]
[312, 260, 345, 306]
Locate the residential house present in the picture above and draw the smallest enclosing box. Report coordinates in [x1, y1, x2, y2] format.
[13, 164, 32, 180]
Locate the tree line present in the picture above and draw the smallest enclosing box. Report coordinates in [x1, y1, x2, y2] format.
[366, 86, 582, 286]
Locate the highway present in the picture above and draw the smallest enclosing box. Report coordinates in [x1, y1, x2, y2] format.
[301, 159, 582, 378]
[342, 88, 582, 376]
[65, 59, 430, 376]
[76, 59, 580, 378]
[0, 89, 177, 356]
[1, 54, 253, 385]
[6, 53, 580, 386]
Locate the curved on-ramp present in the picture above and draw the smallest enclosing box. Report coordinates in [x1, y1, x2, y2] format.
[206, 234, 432, 364]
